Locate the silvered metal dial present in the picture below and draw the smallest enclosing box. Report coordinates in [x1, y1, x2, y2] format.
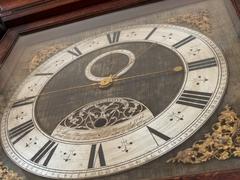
[1, 24, 227, 179]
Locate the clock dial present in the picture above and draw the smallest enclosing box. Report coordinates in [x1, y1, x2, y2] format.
[1, 24, 227, 179]
[35, 40, 184, 137]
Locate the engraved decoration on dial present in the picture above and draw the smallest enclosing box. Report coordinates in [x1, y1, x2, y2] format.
[1, 24, 227, 179]
[52, 97, 153, 141]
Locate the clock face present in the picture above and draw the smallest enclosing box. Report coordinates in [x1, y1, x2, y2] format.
[1, 24, 227, 179]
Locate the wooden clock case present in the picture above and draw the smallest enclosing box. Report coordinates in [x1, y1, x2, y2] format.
[0, 0, 240, 179]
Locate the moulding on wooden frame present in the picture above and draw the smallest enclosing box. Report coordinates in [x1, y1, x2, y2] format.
[231, 0, 240, 17]
[0, 0, 205, 66]
[225, 0, 240, 37]
[0, 0, 157, 27]
[0, 0, 156, 66]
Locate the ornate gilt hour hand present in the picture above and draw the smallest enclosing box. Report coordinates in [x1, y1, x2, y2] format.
[98, 65, 183, 89]
[99, 75, 114, 88]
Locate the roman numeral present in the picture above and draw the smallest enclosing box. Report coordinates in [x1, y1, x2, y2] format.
[107, 31, 120, 44]
[88, 144, 106, 168]
[31, 140, 58, 166]
[188, 57, 217, 71]
[9, 120, 34, 145]
[145, 27, 157, 40]
[67, 46, 82, 57]
[173, 35, 196, 48]
[12, 96, 35, 108]
[147, 126, 170, 146]
[176, 90, 212, 109]
[34, 73, 54, 76]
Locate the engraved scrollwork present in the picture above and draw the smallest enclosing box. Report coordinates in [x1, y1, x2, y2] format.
[60, 98, 146, 130]
[52, 98, 153, 141]
[167, 106, 240, 164]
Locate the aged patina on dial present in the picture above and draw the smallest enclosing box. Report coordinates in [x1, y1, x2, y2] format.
[1, 24, 227, 179]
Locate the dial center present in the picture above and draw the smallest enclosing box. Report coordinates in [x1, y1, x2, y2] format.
[85, 49, 135, 82]
[99, 75, 113, 89]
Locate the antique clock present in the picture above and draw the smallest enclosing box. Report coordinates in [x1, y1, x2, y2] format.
[0, 0, 239, 180]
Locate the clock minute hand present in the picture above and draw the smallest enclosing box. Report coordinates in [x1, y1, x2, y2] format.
[39, 82, 99, 97]
[98, 66, 183, 89]
[114, 65, 183, 82]
[37, 66, 183, 96]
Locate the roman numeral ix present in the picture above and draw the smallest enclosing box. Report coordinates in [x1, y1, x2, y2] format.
[9, 120, 34, 145]
[31, 140, 58, 166]
[188, 57, 217, 71]
[176, 90, 212, 109]
[88, 144, 106, 169]
[107, 31, 120, 44]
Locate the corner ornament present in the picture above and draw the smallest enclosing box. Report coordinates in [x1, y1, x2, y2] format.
[0, 162, 23, 180]
[167, 106, 240, 164]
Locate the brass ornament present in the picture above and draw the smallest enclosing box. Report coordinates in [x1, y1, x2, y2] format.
[28, 43, 71, 72]
[99, 75, 114, 89]
[167, 106, 240, 164]
[0, 162, 23, 180]
[167, 10, 211, 33]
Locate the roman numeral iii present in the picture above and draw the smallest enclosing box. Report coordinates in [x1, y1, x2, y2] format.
[188, 57, 217, 71]
[176, 90, 212, 109]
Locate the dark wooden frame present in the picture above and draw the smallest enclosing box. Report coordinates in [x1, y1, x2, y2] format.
[0, 0, 240, 179]
[231, 0, 240, 17]
[0, 0, 158, 65]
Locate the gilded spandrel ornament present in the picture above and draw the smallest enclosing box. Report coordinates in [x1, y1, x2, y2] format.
[167, 9, 211, 33]
[0, 162, 23, 180]
[51, 97, 153, 141]
[28, 43, 72, 72]
[167, 106, 240, 164]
